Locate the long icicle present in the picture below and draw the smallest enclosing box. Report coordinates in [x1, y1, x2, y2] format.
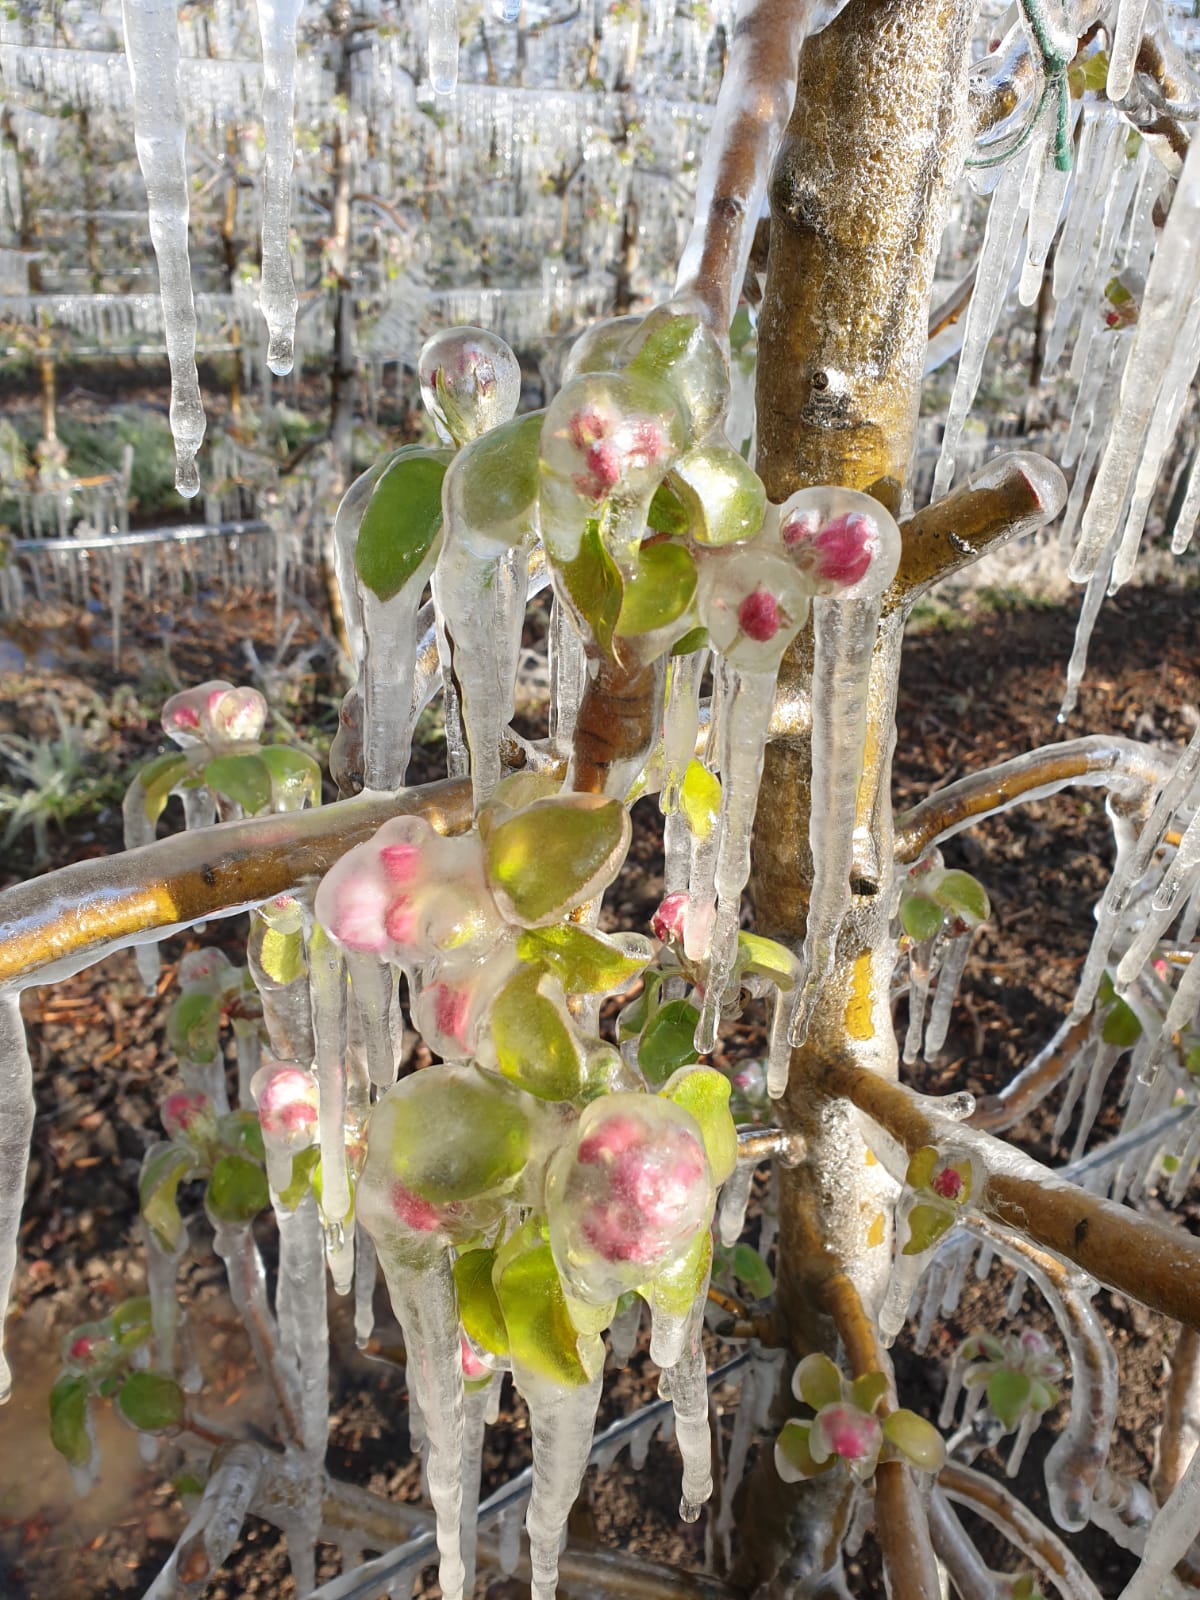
[121, 0, 206, 496]
[255, 0, 304, 375]
[0, 995, 34, 1404]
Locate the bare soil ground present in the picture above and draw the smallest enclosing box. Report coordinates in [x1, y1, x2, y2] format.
[0, 575, 1196, 1599]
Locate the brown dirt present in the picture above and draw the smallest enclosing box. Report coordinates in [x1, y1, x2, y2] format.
[0, 575, 1196, 1598]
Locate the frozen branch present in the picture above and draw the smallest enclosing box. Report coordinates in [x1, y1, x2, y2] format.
[970, 1015, 1093, 1133]
[893, 736, 1170, 864]
[673, 0, 813, 332]
[938, 1461, 1104, 1600]
[825, 1063, 1200, 1332]
[1153, 1325, 1200, 1503]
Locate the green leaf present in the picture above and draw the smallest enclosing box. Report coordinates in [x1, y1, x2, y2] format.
[660, 1065, 737, 1182]
[680, 760, 721, 841]
[617, 969, 662, 1042]
[139, 753, 190, 824]
[383, 1070, 531, 1205]
[670, 625, 709, 656]
[900, 892, 944, 943]
[487, 966, 585, 1101]
[669, 440, 766, 546]
[883, 1409, 945, 1470]
[493, 1218, 598, 1388]
[849, 1371, 889, 1415]
[651, 1226, 712, 1319]
[639, 999, 701, 1086]
[203, 753, 272, 816]
[905, 1146, 939, 1191]
[516, 924, 651, 995]
[1101, 994, 1142, 1047]
[485, 794, 630, 927]
[901, 1201, 955, 1255]
[933, 870, 990, 927]
[258, 746, 322, 808]
[735, 930, 796, 991]
[259, 925, 306, 987]
[776, 1419, 834, 1482]
[987, 1369, 1033, 1429]
[167, 990, 222, 1064]
[117, 1371, 185, 1433]
[206, 1155, 269, 1225]
[453, 1248, 510, 1357]
[109, 1297, 153, 1351]
[279, 1145, 322, 1211]
[615, 541, 697, 639]
[49, 1374, 92, 1467]
[459, 412, 544, 531]
[218, 1111, 266, 1162]
[730, 1243, 774, 1300]
[139, 1143, 193, 1253]
[355, 450, 449, 602]
[173, 1471, 207, 1502]
[1028, 1378, 1061, 1415]
[558, 518, 623, 659]
[794, 1352, 843, 1411]
[647, 479, 691, 537]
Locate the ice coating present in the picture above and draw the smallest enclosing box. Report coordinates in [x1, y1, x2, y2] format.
[254, 0, 304, 376]
[252, 1060, 320, 1197]
[427, 0, 459, 95]
[524, 1371, 605, 1600]
[418, 327, 521, 447]
[546, 1095, 715, 1306]
[665, 1293, 714, 1520]
[120, 0, 205, 496]
[274, 1193, 329, 1458]
[0, 996, 34, 1403]
[776, 490, 901, 1052]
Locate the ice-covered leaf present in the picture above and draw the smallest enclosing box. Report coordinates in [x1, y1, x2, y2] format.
[139, 1144, 193, 1253]
[670, 440, 765, 546]
[902, 1201, 955, 1255]
[558, 519, 622, 658]
[355, 450, 449, 601]
[279, 1145, 322, 1211]
[883, 1408, 945, 1469]
[735, 931, 797, 991]
[680, 759, 721, 841]
[1101, 993, 1142, 1047]
[259, 925, 305, 986]
[516, 924, 651, 995]
[117, 1371, 185, 1433]
[487, 966, 585, 1100]
[203, 753, 272, 816]
[660, 1066, 737, 1182]
[900, 892, 944, 943]
[49, 1374, 92, 1467]
[258, 746, 322, 809]
[485, 794, 630, 927]
[458, 411, 543, 530]
[849, 1370, 888, 1415]
[381, 1067, 531, 1205]
[793, 1352, 843, 1411]
[776, 1419, 833, 1481]
[109, 1297, 153, 1352]
[647, 479, 691, 536]
[987, 1369, 1033, 1428]
[671, 625, 709, 656]
[650, 1225, 712, 1319]
[453, 1248, 510, 1358]
[615, 541, 697, 639]
[617, 969, 663, 1041]
[730, 1243, 774, 1300]
[167, 991, 221, 1064]
[639, 998, 702, 1086]
[905, 1146, 939, 1190]
[494, 1219, 598, 1387]
[933, 870, 990, 927]
[206, 1155, 269, 1225]
[218, 1111, 266, 1162]
[139, 752, 190, 823]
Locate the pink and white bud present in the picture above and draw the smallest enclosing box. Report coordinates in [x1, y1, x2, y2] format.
[162, 1090, 214, 1142]
[809, 1403, 882, 1468]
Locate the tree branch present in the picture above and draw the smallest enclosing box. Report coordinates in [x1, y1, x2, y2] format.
[824, 1062, 1200, 1332]
[0, 779, 474, 991]
[892, 735, 1169, 864]
[969, 1015, 1093, 1132]
[937, 1461, 1104, 1600]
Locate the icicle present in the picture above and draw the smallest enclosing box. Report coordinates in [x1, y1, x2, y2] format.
[121, 0, 206, 496]
[142, 1444, 264, 1600]
[0, 995, 33, 1404]
[1117, 810, 1200, 990]
[309, 927, 354, 1293]
[248, 901, 314, 1066]
[1071, 137, 1200, 584]
[923, 928, 973, 1058]
[461, 1374, 496, 1595]
[717, 1162, 754, 1249]
[345, 952, 398, 1089]
[904, 935, 936, 1066]
[1172, 448, 1200, 555]
[428, 0, 459, 94]
[932, 145, 1033, 499]
[354, 1226, 377, 1349]
[497, 1500, 523, 1576]
[1106, 0, 1152, 103]
[549, 591, 587, 756]
[777, 492, 901, 1049]
[142, 1219, 185, 1375]
[255, 0, 304, 374]
[525, 1370, 605, 1600]
[1006, 1409, 1039, 1478]
[1018, 102, 1073, 308]
[1069, 1040, 1125, 1161]
[694, 664, 776, 1054]
[666, 1293, 713, 1521]
[609, 1296, 643, 1369]
[878, 1239, 925, 1345]
[714, 1357, 761, 1566]
[1110, 1426, 1200, 1600]
[275, 1194, 329, 1456]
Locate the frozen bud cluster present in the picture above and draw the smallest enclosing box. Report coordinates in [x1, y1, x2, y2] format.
[161, 681, 268, 749]
[546, 1094, 715, 1305]
[418, 326, 521, 446]
[775, 487, 901, 600]
[776, 1352, 945, 1484]
[697, 547, 809, 671]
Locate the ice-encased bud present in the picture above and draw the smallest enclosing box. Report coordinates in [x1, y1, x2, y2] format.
[314, 815, 505, 964]
[161, 681, 268, 749]
[540, 371, 686, 573]
[561, 315, 645, 383]
[161, 1090, 217, 1143]
[546, 1094, 715, 1305]
[696, 546, 810, 671]
[620, 299, 730, 440]
[776, 487, 901, 598]
[358, 1064, 538, 1254]
[418, 327, 521, 447]
[409, 944, 518, 1062]
[251, 1060, 320, 1195]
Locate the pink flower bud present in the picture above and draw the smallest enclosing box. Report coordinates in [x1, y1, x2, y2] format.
[162, 1090, 212, 1139]
[380, 842, 423, 885]
[784, 509, 877, 593]
[254, 1066, 319, 1143]
[384, 895, 419, 946]
[391, 1181, 442, 1233]
[329, 873, 391, 954]
[460, 1333, 490, 1379]
[430, 982, 471, 1046]
[931, 1166, 963, 1201]
[737, 587, 781, 642]
[812, 1403, 882, 1464]
[651, 892, 689, 944]
[69, 1333, 102, 1364]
